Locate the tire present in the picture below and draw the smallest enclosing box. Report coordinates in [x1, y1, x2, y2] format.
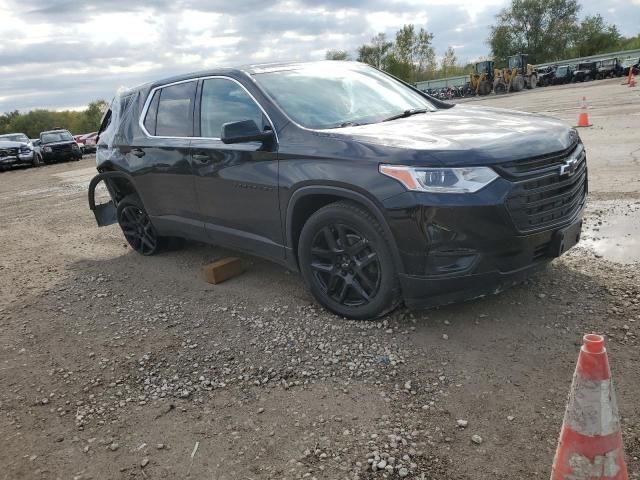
[479, 80, 491, 95]
[32, 154, 42, 167]
[494, 82, 507, 94]
[117, 194, 168, 256]
[298, 201, 401, 320]
[512, 76, 525, 92]
[529, 75, 537, 89]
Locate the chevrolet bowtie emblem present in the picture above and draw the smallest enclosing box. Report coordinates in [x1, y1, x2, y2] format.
[560, 157, 578, 176]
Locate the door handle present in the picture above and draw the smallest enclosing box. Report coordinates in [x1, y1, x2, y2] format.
[192, 153, 210, 163]
[131, 148, 145, 158]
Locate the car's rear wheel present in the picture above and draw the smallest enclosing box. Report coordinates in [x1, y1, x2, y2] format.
[298, 201, 400, 320]
[117, 195, 166, 255]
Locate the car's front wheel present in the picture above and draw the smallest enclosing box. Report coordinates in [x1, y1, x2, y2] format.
[298, 201, 401, 320]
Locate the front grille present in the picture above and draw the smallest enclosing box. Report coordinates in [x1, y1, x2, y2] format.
[51, 143, 73, 152]
[498, 142, 579, 178]
[0, 147, 19, 158]
[503, 144, 587, 232]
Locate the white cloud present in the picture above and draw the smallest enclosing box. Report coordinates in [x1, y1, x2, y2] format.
[0, 0, 638, 112]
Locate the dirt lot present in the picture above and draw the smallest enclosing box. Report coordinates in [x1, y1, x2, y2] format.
[1, 78, 639, 480]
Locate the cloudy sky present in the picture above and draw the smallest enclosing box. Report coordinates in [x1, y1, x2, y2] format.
[0, 0, 638, 112]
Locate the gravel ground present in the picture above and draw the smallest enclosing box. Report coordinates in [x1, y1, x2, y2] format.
[1, 78, 639, 479]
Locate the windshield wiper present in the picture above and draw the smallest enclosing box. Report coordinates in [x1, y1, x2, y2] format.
[338, 121, 362, 128]
[382, 108, 428, 122]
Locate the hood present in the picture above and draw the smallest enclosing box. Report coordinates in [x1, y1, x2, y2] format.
[0, 140, 27, 149]
[321, 105, 575, 166]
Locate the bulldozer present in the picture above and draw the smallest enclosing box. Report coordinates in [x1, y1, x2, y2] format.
[469, 61, 495, 96]
[493, 54, 538, 94]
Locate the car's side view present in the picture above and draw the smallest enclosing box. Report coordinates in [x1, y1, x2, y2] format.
[89, 61, 586, 319]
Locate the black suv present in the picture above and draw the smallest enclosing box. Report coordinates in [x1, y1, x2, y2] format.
[40, 129, 82, 163]
[572, 62, 597, 82]
[88, 61, 587, 319]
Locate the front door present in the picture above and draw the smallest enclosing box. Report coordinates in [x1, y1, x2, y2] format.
[190, 77, 283, 260]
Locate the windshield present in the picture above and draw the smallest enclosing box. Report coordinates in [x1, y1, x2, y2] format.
[253, 63, 435, 129]
[41, 131, 73, 143]
[0, 133, 29, 143]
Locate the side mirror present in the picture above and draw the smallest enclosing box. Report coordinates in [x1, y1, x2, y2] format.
[221, 120, 274, 146]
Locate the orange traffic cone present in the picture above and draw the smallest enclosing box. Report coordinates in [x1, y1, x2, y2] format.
[550, 334, 628, 480]
[576, 96, 591, 128]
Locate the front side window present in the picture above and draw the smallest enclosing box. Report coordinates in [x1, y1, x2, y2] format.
[200, 78, 265, 138]
[155, 81, 196, 137]
[253, 63, 434, 129]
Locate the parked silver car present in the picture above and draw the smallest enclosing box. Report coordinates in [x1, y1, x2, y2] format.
[0, 133, 43, 170]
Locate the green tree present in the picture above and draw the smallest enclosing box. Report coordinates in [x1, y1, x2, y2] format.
[488, 0, 581, 65]
[415, 28, 436, 78]
[571, 15, 621, 57]
[0, 100, 108, 138]
[325, 49, 349, 61]
[441, 46, 457, 77]
[357, 33, 393, 69]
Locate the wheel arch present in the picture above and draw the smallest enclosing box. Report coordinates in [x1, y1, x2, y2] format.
[88, 170, 141, 226]
[285, 186, 405, 274]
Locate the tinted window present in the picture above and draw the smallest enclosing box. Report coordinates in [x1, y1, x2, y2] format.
[143, 91, 160, 135]
[41, 131, 73, 143]
[200, 78, 265, 138]
[156, 82, 196, 137]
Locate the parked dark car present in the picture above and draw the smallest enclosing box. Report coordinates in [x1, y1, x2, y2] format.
[551, 65, 574, 85]
[572, 62, 597, 82]
[40, 129, 82, 163]
[0, 133, 43, 170]
[535, 66, 556, 87]
[88, 61, 587, 319]
[595, 58, 623, 79]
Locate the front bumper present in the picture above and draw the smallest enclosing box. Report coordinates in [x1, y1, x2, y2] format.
[383, 176, 585, 308]
[43, 149, 82, 162]
[1, 151, 34, 166]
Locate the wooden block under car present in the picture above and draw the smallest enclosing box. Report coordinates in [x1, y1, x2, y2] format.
[203, 257, 243, 284]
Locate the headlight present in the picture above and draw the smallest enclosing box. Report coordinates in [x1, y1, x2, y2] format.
[379, 165, 499, 193]
[20, 146, 32, 153]
[72, 143, 79, 150]
[44, 146, 52, 152]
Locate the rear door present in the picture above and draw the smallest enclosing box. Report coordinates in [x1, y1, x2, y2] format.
[133, 80, 205, 240]
[190, 76, 283, 260]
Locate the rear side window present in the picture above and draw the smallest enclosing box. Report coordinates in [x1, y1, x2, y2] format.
[154, 81, 196, 137]
[200, 78, 265, 138]
[143, 91, 160, 135]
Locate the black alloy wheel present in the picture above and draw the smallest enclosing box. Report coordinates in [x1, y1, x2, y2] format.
[310, 224, 381, 307]
[298, 201, 400, 320]
[117, 195, 161, 255]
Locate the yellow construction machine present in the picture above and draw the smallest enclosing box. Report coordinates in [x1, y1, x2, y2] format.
[493, 54, 538, 94]
[469, 61, 495, 95]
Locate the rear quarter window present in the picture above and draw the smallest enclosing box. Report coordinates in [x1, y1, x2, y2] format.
[155, 81, 197, 137]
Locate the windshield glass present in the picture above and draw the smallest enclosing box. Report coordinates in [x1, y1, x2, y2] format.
[41, 131, 73, 143]
[253, 63, 435, 129]
[0, 133, 29, 143]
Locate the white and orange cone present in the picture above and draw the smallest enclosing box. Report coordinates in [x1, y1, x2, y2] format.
[550, 334, 628, 480]
[576, 96, 592, 128]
